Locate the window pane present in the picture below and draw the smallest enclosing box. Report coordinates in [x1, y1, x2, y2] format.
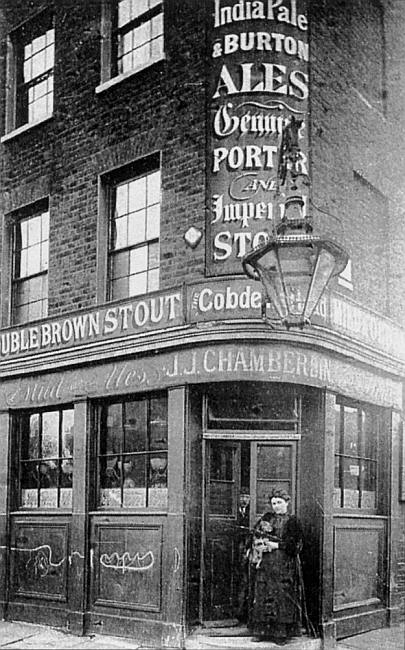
[148, 241, 159, 268]
[363, 410, 377, 459]
[26, 243, 41, 275]
[110, 276, 129, 300]
[28, 414, 40, 458]
[28, 215, 41, 244]
[129, 272, 147, 296]
[111, 250, 129, 280]
[257, 445, 291, 479]
[42, 411, 59, 458]
[133, 44, 149, 68]
[146, 204, 160, 239]
[32, 50, 46, 78]
[130, 245, 148, 273]
[128, 177, 147, 212]
[150, 396, 167, 450]
[149, 453, 167, 488]
[151, 33, 163, 58]
[128, 210, 146, 245]
[343, 407, 358, 455]
[118, 0, 131, 27]
[131, 0, 148, 20]
[343, 457, 360, 508]
[119, 52, 133, 74]
[62, 409, 74, 457]
[147, 170, 161, 205]
[151, 13, 163, 38]
[112, 216, 128, 250]
[41, 240, 49, 271]
[148, 268, 159, 292]
[136, 20, 150, 46]
[123, 400, 147, 453]
[104, 403, 122, 455]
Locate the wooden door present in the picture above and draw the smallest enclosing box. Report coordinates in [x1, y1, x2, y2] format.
[202, 439, 298, 622]
[203, 441, 243, 621]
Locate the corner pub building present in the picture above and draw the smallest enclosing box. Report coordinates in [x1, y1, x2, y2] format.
[0, 1, 404, 648]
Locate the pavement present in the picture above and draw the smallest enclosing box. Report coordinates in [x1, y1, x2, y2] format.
[0, 619, 402, 650]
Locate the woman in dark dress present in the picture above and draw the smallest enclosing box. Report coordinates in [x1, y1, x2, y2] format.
[248, 488, 304, 645]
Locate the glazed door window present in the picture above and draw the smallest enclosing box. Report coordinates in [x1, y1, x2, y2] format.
[252, 442, 296, 517]
[19, 408, 74, 509]
[97, 394, 168, 509]
[334, 402, 379, 510]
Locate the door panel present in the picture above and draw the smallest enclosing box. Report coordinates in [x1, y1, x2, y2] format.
[203, 438, 297, 622]
[203, 442, 242, 620]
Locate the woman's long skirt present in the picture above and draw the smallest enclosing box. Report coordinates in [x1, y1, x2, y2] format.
[248, 549, 302, 641]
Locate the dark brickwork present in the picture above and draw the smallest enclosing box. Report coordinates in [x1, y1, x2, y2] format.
[0, 0, 207, 315]
[310, 0, 405, 325]
[0, 0, 404, 622]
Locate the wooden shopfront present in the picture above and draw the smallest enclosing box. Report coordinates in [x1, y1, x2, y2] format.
[0, 284, 404, 646]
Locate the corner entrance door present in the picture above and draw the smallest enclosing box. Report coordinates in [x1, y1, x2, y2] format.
[202, 438, 297, 622]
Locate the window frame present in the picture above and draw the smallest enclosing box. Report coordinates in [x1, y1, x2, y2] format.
[93, 392, 168, 511]
[10, 200, 49, 326]
[97, 0, 165, 93]
[13, 405, 75, 511]
[3, 8, 54, 139]
[97, 152, 161, 303]
[334, 398, 382, 513]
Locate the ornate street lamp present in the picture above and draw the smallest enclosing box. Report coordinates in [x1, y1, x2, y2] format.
[242, 118, 348, 329]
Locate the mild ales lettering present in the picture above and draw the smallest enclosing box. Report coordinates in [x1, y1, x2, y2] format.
[208, 0, 309, 275]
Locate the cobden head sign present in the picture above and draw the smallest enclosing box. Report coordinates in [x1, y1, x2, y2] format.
[208, 0, 309, 275]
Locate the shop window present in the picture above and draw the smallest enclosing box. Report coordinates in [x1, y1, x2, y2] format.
[105, 156, 161, 301]
[17, 407, 74, 509]
[99, 0, 164, 88]
[12, 202, 49, 325]
[97, 393, 168, 509]
[334, 401, 379, 510]
[4, 10, 54, 135]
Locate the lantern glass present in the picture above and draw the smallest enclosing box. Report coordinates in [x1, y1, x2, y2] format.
[303, 246, 337, 321]
[243, 236, 348, 327]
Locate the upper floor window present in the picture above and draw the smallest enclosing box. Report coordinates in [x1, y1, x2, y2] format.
[334, 400, 380, 511]
[106, 158, 161, 300]
[5, 11, 54, 135]
[98, 0, 164, 89]
[116, 0, 163, 74]
[17, 407, 74, 510]
[96, 394, 168, 509]
[12, 203, 49, 325]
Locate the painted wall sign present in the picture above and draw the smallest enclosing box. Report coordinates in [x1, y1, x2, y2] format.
[207, 0, 309, 275]
[0, 289, 183, 359]
[2, 344, 402, 410]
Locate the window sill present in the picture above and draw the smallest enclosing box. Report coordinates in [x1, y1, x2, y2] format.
[1, 114, 53, 143]
[96, 54, 166, 94]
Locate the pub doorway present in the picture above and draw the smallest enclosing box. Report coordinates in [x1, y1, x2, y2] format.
[200, 382, 301, 624]
[202, 438, 298, 622]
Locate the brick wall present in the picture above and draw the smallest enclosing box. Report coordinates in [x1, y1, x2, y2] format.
[310, 0, 405, 326]
[0, 0, 207, 316]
